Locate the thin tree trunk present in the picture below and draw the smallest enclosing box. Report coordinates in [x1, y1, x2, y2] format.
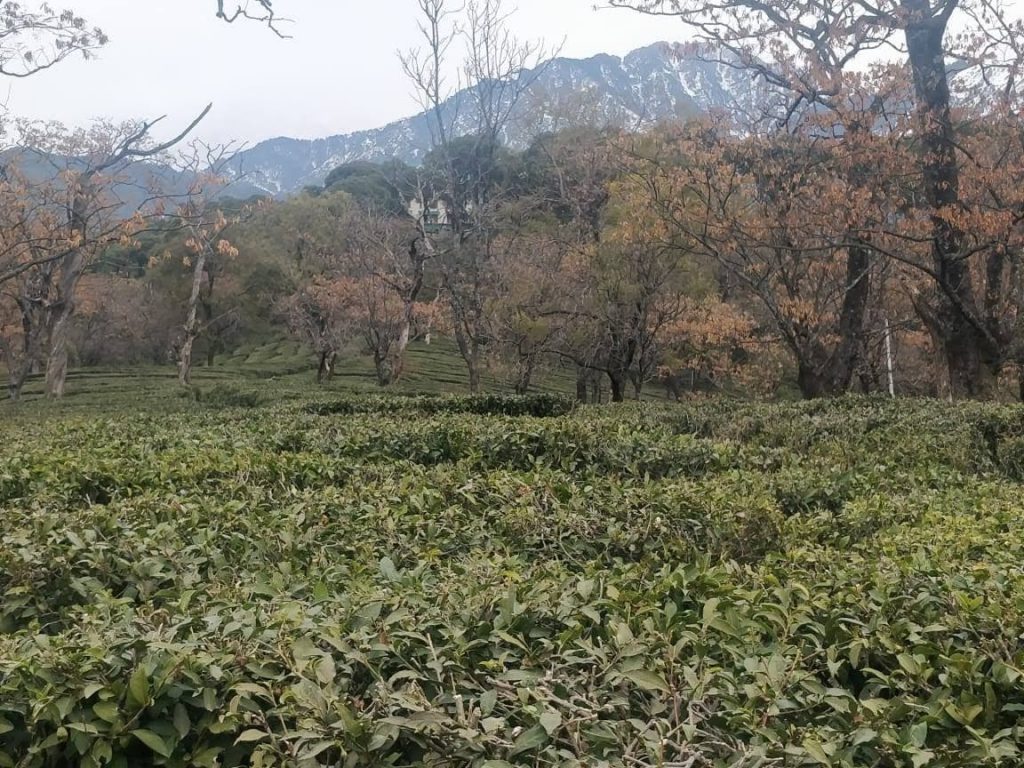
[514, 356, 535, 395]
[44, 250, 87, 399]
[317, 351, 328, 383]
[178, 249, 208, 387]
[630, 371, 643, 400]
[575, 365, 588, 403]
[6, 298, 38, 401]
[378, 303, 414, 387]
[179, 336, 196, 387]
[8, 370, 27, 402]
[317, 349, 336, 384]
[827, 240, 871, 392]
[2, 342, 30, 402]
[44, 309, 72, 398]
[453, 321, 482, 394]
[468, 357, 482, 394]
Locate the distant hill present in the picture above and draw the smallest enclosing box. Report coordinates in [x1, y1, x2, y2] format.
[228, 42, 767, 196]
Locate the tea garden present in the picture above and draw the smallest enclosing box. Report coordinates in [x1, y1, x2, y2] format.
[3, 393, 1024, 766]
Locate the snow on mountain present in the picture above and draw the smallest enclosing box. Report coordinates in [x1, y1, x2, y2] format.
[229, 42, 767, 196]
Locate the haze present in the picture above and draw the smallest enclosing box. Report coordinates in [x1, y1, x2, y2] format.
[4, 0, 681, 147]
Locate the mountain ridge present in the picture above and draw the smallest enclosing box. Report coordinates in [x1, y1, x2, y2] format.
[228, 42, 764, 196]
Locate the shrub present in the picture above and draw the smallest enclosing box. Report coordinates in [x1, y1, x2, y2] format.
[3, 397, 1024, 766]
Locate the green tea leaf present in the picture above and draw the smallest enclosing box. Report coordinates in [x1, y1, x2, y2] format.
[132, 729, 171, 758]
[802, 738, 831, 766]
[235, 729, 268, 744]
[621, 669, 671, 693]
[539, 710, 561, 735]
[509, 724, 548, 756]
[480, 689, 497, 717]
[127, 666, 149, 708]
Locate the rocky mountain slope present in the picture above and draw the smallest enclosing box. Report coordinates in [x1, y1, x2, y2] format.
[230, 42, 764, 196]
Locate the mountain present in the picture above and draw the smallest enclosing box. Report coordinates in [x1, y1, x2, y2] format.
[229, 42, 766, 196]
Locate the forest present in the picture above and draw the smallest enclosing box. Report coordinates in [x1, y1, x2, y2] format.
[3, 0, 1024, 403]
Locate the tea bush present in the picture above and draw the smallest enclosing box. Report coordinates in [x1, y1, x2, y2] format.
[304, 393, 577, 418]
[2, 396, 1024, 767]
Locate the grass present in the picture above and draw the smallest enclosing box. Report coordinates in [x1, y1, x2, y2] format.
[0, 338, 662, 419]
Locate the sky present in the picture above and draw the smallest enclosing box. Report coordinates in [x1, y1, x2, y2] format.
[4, 0, 684, 148]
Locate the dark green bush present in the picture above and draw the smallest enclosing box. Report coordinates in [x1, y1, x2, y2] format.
[184, 383, 263, 409]
[304, 393, 576, 418]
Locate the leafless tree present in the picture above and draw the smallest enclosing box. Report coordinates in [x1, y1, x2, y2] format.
[399, 0, 555, 392]
[0, 3, 106, 79]
[7, 105, 211, 398]
[215, 0, 291, 36]
[174, 142, 248, 386]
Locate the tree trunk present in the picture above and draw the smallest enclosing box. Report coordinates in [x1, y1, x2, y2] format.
[44, 251, 86, 399]
[178, 249, 208, 387]
[945, 329, 995, 398]
[453, 322, 482, 394]
[468, 359, 482, 394]
[2, 345, 30, 402]
[179, 336, 196, 387]
[904, 6, 995, 398]
[374, 350, 403, 387]
[630, 371, 643, 400]
[608, 368, 627, 403]
[44, 308, 72, 398]
[797, 362, 829, 400]
[514, 356, 535, 395]
[317, 350, 336, 384]
[575, 366, 588, 403]
[45, 179, 95, 399]
[8, 372, 26, 402]
[380, 306, 414, 387]
[828, 240, 871, 392]
[5, 298, 39, 401]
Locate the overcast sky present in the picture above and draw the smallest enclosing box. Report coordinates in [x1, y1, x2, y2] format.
[4, 1, 684, 147]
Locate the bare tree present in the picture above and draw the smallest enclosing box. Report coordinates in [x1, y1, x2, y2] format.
[8, 106, 211, 398]
[0, 3, 106, 79]
[0, 0, 279, 82]
[172, 142, 251, 386]
[399, 0, 554, 392]
[345, 206, 429, 385]
[215, 0, 290, 35]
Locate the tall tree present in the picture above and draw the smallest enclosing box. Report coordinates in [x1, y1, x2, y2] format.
[344, 207, 430, 386]
[399, 0, 553, 392]
[174, 144, 249, 386]
[9, 106, 211, 398]
[609, 0, 1024, 397]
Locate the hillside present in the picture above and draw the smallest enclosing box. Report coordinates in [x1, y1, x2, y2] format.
[228, 42, 765, 195]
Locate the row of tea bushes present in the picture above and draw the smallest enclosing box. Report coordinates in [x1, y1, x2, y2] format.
[3, 396, 1024, 766]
